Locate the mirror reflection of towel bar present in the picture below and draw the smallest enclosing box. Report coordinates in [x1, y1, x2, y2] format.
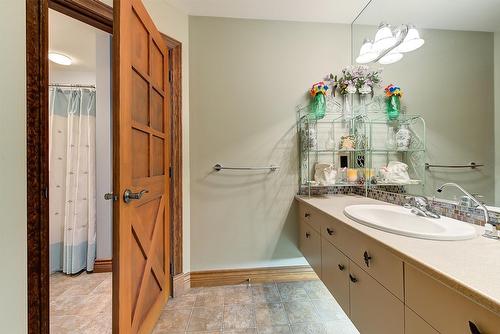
[425, 162, 484, 170]
[213, 163, 280, 172]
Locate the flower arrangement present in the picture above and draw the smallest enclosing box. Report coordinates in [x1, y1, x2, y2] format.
[384, 84, 403, 97]
[330, 65, 382, 96]
[310, 82, 329, 97]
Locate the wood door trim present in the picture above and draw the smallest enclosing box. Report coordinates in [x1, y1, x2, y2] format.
[49, 0, 113, 33]
[26, 0, 183, 333]
[26, 1, 50, 333]
[190, 265, 318, 288]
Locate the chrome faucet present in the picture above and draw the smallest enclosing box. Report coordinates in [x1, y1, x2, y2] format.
[437, 183, 499, 240]
[404, 196, 440, 219]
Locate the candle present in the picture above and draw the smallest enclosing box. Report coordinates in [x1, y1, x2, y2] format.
[347, 168, 358, 183]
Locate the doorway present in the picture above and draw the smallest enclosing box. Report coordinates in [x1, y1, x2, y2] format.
[26, 1, 183, 333]
[48, 8, 113, 333]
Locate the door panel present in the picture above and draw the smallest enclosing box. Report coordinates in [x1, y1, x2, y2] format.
[321, 239, 350, 315]
[114, 0, 171, 333]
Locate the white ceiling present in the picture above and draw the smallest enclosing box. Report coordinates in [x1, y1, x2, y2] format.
[49, 9, 107, 72]
[354, 0, 500, 32]
[166, 0, 370, 24]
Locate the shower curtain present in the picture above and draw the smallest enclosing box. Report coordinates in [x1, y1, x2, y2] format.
[49, 86, 97, 274]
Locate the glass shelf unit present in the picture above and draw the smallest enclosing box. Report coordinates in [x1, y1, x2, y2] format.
[297, 95, 426, 196]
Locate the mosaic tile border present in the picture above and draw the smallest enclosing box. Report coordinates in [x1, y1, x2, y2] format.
[299, 186, 500, 226]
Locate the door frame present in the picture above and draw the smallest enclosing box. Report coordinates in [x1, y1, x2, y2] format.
[25, 1, 183, 333]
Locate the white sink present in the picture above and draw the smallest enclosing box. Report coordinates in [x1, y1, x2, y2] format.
[344, 204, 477, 241]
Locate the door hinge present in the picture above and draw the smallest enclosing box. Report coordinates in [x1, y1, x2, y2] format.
[43, 187, 48, 199]
[168, 70, 173, 83]
[169, 166, 173, 178]
[170, 262, 174, 275]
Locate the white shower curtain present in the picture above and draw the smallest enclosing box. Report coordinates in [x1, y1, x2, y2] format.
[49, 86, 97, 274]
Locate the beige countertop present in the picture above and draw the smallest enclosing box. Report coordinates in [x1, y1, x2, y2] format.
[295, 194, 500, 316]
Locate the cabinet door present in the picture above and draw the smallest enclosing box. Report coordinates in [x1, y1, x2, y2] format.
[406, 264, 500, 334]
[349, 261, 404, 334]
[342, 228, 404, 300]
[321, 238, 350, 315]
[299, 220, 321, 278]
[405, 306, 439, 334]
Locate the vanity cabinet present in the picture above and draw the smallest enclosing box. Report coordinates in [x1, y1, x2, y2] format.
[298, 200, 500, 334]
[321, 238, 350, 314]
[349, 260, 404, 334]
[405, 264, 500, 334]
[299, 219, 321, 278]
[405, 307, 438, 334]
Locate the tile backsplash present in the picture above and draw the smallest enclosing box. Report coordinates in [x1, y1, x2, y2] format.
[299, 185, 500, 226]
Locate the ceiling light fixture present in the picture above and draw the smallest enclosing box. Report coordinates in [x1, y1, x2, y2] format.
[49, 52, 72, 66]
[356, 23, 424, 65]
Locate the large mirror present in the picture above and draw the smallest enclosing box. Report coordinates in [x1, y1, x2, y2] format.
[351, 0, 500, 207]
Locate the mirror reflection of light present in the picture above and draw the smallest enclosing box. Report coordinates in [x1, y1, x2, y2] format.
[356, 23, 424, 65]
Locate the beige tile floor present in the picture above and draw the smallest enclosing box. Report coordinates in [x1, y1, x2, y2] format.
[50, 273, 359, 334]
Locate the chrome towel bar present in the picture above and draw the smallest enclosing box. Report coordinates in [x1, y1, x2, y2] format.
[425, 162, 484, 170]
[213, 163, 280, 172]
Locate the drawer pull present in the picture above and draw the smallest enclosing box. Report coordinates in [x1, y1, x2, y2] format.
[305, 232, 311, 239]
[468, 321, 481, 334]
[338, 264, 345, 271]
[363, 251, 372, 267]
[349, 274, 358, 283]
[304, 213, 311, 218]
[326, 228, 335, 236]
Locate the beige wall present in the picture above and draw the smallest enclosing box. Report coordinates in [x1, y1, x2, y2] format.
[189, 16, 350, 271]
[0, 1, 27, 333]
[495, 32, 500, 206]
[353, 26, 495, 203]
[143, 0, 192, 275]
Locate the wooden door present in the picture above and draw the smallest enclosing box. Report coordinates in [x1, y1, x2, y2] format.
[113, 0, 171, 333]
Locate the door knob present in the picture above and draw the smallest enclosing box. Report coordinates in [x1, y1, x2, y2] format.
[123, 189, 149, 203]
[326, 228, 334, 236]
[104, 193, 117, 201]
[338, 264, 345, 271]
[304, 213, 311, 218]
[305, 232, 311, 238]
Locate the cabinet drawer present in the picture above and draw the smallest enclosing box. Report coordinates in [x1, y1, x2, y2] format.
[299, 220, 321, 278]
[299, 202, 324, 233]
[349, 260, 404, 334]
[321, 237, 349, 315]
[406, 264, 500, 334]
[320, 215, 351, 251]
[405, 306, 439, 334]
[342, 229, 404, 300]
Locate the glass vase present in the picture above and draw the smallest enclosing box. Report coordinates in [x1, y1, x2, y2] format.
[343, 93, 354, 119]
[386, 95, 401, 120]
[309, 93, 326, 120]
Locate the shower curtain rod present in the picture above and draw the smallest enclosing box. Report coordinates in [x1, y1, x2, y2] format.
[49, 83, 96, 88]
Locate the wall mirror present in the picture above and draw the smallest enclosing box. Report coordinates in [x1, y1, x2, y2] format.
[351, 0, 500, 207]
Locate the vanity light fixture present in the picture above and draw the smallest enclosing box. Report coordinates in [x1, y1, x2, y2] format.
[395, 25, 425, 53]
[373, 23, 397, 51]
[49, 52, 72, 66]
[378, 51, 404, 65]
[355, 39, 379, 64]
[356, 23, 424, 65]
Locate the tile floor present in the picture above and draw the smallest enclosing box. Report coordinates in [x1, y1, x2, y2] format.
[153, 280, 359, 334]
[50, 271, 112, 334]
[50, 273, 359, 334]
